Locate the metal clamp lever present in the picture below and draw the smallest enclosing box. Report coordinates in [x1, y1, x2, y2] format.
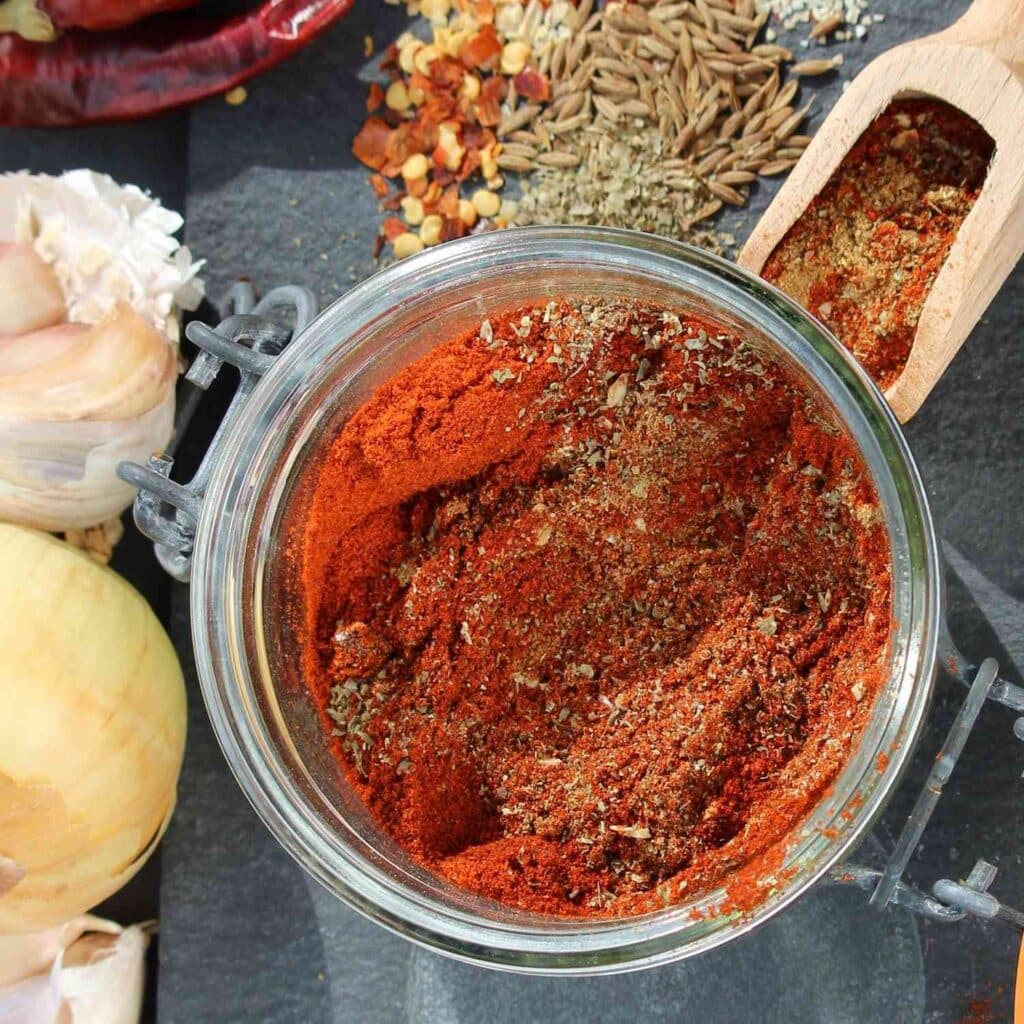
[832, 658, 1024, 928]
[117, 284, 318, 582]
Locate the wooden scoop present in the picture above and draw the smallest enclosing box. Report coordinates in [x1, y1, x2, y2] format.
[739, 0, 1024, 422]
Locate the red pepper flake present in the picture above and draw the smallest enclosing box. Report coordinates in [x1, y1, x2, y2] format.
[461, 123, 495, 150]
[459, 26, 502, 71]
[959, 996, 993, 1024]
[422, 181, 445, 208]
[474, 96, 502, 128]
[431, 59, 466, 91]
[366, 82, 385, 113]
[369, 173, 390, 199]
[439, 216, 468, 242]
[437, 185, 461, 218]
[514, 68, 550, 102]
[406, 177, 429, 199]
[352, 117, 393, 172]
[381, 216, 407, 242]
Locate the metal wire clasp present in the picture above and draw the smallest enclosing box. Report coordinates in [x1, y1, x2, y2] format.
[117, 283, 318, 582]
[832, 656, 1024, 928]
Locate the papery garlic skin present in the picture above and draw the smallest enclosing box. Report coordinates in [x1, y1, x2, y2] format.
[0, 388, 174, 531]
[0, 917, 149, 1024]
[0, 170, 203, 533]
[0, 170, 204, 345]
[0, 244, 65, 339]
[0, 526, 186, 933]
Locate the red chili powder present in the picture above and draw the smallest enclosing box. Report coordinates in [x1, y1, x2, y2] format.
[294, 297, 891, 917]
[763, 98, 994, 391]
[959, 996, 993, 1024]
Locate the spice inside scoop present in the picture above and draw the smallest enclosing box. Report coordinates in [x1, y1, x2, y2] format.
[762, 98, 993, 391]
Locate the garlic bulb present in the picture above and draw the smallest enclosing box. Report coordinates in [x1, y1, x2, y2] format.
[0, 170, 204, 532]
[0, 525, 186, 933]
[0, 244, 65, 338]
[0, 916, 150, 1024]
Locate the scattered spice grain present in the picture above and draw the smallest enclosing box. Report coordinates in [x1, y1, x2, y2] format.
[355, 0, 847, 258]
[294, 295, 892, 917]
[762, 98, 994, 390]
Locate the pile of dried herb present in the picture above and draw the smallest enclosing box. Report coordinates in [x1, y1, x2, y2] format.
[511, 0, 819, 246]
[355, 0, 850, 258]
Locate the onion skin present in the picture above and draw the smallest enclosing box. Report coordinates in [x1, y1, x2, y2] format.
[0, 525, 186, 933]
[0, 242, 65, 339]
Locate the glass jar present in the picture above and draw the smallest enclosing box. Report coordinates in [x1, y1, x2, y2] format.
[187, 227, 940, 973]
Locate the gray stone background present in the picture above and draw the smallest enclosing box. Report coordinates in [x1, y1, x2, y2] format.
[4, 0, 1022, 1020]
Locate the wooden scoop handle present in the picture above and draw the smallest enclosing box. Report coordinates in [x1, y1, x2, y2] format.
[1016, 932, 1024, 1023]
[939, 0, 1024, 66]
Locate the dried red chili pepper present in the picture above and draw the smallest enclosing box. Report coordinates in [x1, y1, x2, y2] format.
[37, 0, 195, 31]
[0, 0, 354, 126]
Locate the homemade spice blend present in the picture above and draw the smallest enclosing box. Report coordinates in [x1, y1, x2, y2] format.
[763, 98, 994, 390]
[296, 295, 892, 917]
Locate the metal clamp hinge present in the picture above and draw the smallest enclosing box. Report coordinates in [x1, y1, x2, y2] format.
[117, 283, 318, 582]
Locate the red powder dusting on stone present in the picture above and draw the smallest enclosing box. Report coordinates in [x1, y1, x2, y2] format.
[959, 996, 993, 1024]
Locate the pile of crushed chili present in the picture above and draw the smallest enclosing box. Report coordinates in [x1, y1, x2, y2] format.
[296, 296, 891, 917]
[763, 98, 994, 390]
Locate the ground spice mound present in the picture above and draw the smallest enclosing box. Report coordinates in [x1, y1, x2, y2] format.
[297, 297, 891, 917]
[762, 98, 993, 390]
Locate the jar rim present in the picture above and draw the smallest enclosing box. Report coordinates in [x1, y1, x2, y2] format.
[190, 226, 941, 973]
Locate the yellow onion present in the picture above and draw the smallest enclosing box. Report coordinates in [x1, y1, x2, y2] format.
[0, 524, 186, 934]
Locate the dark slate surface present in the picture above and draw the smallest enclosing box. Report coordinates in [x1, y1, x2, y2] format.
[164, 0, 1024, 1020]
[4, 0, 1020, 1019]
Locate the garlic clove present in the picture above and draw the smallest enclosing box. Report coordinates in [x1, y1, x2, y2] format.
[0, 916, 115, 988]
[0, 387, 174, 530]
[60, 924, 150, 1024]
[0, 917, 150, 1024]
[0, 244, 66, 340]
[0, 304, 174, 422]
[0, 323, 86, 376]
